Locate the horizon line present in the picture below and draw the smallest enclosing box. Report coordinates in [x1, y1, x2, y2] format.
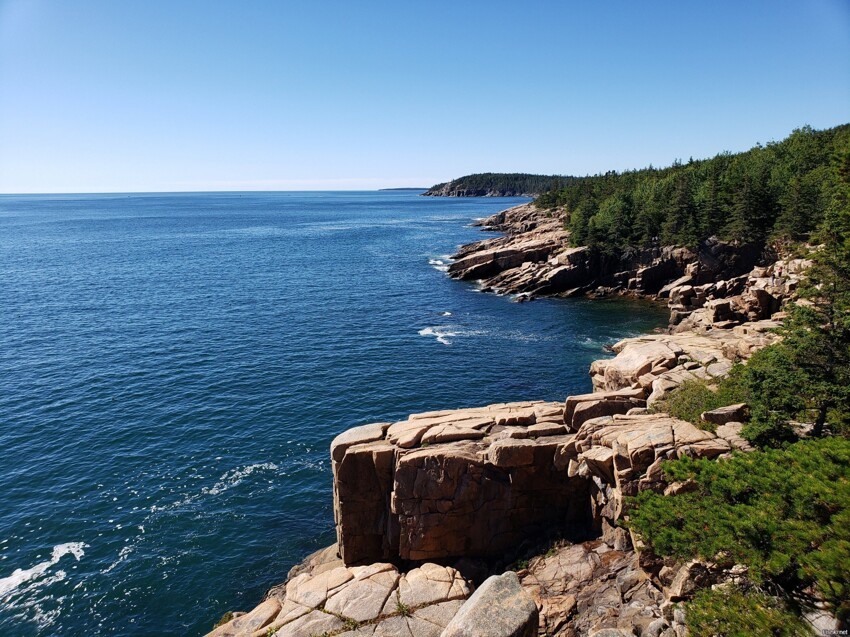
[0, 187, 439, 197]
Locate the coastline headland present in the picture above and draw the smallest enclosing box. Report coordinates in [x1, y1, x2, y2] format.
[207, 203, 809, 637]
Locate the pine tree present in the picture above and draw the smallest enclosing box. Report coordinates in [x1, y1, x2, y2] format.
[662, 171, 697, 247]
[780, 141, 850, 436]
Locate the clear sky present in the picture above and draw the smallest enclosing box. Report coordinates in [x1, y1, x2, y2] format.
[1, 0, 849, 193]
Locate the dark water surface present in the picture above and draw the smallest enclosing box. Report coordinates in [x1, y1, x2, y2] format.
[0, 191, 667, 636]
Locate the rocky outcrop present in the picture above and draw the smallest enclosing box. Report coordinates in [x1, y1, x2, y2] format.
[447, 204, 762, 304]
[208, 561, 472, 637]
[520, 541, 666, 637]
[332, 401, 590, 566]
[447, 204, 574, 294]
[331, 393, 737, 566]
[666, 256, 810, 332]
[587, 323, 780, 405]
[213, 399, 752, 636]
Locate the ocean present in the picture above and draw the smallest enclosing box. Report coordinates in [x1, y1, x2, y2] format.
[0, 191, 667, 636]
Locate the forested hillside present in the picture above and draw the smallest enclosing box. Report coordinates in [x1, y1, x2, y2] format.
[424, 172, 571, 197]
[535, 124, 850, 253]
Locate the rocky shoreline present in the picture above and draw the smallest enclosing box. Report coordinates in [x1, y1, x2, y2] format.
[447, 203, 770, 305]
[207, 204, 811, 637]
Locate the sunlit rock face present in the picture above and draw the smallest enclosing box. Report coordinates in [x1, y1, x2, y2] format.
[331, 401, 593, 566]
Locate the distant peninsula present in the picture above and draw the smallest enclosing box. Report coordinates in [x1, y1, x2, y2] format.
[423, 172, 572, 197]
[378, 187, 428, 191]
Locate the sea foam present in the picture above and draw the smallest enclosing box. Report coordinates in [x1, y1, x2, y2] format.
[0, 542, 86, 598]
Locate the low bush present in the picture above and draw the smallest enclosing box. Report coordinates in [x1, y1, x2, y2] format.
[659, 378, 739, 431]
[628, 438, 850, 622]
[685, 586, 809, 637]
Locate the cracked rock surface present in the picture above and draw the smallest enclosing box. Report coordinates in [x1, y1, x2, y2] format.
[332, 401, 590, 566]
[207, 562, 470, 637]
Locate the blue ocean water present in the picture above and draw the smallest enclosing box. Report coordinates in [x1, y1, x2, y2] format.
[0, 191, 667, 636]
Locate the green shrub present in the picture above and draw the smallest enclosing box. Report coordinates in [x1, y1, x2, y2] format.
[685, 586, 809, 637]
[740, 406, 798, 449]
[660, 379, 733, 431]
[658, 347, 810, 448]
[628, 438, 850, 621]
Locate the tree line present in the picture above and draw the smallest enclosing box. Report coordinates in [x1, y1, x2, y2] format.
[424, 172, 572, 197]
[535, 124, 850, 254]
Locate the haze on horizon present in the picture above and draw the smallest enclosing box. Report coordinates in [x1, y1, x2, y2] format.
[1, 0, 849, 194]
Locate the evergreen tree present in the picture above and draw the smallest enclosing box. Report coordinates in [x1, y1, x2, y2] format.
[780, 140, 850, 436]
[662, 171, 698, 247]
[536, 124, 849, 253]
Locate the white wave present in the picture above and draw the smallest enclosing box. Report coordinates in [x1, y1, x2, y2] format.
[440, 311, 452, 317]
[428, 258, 449, 272]
[102, 545, 134, 575]
[418, 325, 488, 346]
[203, 462, 279, 496]
[578, 336, 608, 350]
[150, 462, 279, 513]
[418, 326, 456, 345]
[0, 542, 86, 598]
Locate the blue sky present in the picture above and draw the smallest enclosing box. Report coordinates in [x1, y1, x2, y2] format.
[1, 0, 848, 193]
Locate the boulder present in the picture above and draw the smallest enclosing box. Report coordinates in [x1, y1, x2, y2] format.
[715, 422, 753, 452]
[441, 572, 537, 637]
[700, 403, 748, 426]
[564, 388, 645, 428]
[570, 397, 646, 431]
[666, 560, 716, 601]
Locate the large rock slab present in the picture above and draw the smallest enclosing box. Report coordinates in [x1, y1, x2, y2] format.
[701, 403, 748, 426]
[333, 401, 591, 565]
[590, 340, 681, 391]
[441, 572, 537, 637]
[207, 562, 471, 637]
[564, 388, 646, 429]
